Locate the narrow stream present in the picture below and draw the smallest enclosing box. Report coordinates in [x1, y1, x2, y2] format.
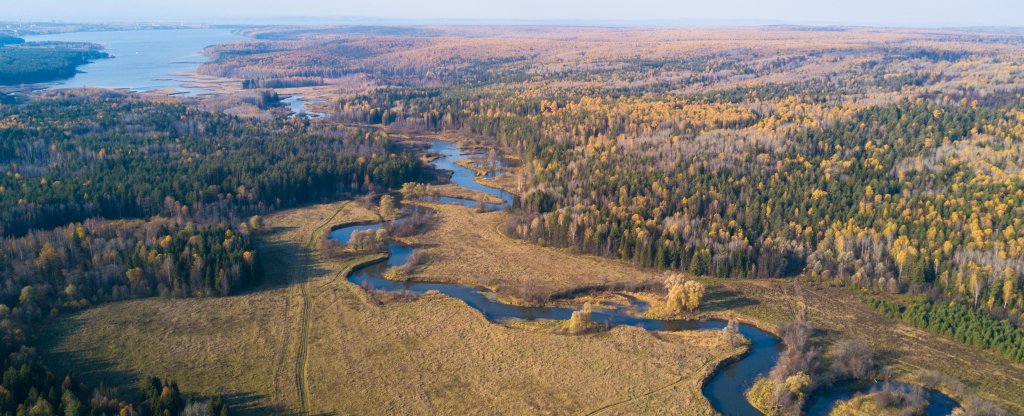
[331, 138, 958, 415]
[426, 140, 514, 207]
[805, 381, 958, 416]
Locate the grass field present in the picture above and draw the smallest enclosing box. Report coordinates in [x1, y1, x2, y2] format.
[401, 200, 1024, 414]
[405, 201, 661, 301]
[39, 200, 742, 415]
[828, 391, 926, 416]
[36, 194, 1024, 414]
[704, 278, 1024, 414]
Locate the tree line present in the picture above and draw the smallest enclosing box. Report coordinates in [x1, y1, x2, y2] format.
[0, 90, 427, 414]
[323, 40, 1024, 361]
[0, 38, 108, 85]
[0, 91, 423, 237]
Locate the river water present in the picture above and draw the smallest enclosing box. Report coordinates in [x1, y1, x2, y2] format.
[15, 26, 959, 416]
[334, 139, 783, 415]
[23, 28, 243, 95]
[330, 138, 960, 415]
[283, 94, 326, 119]
[29, 26, 956, 409]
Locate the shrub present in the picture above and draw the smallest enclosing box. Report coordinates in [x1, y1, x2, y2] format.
[831, 339, 874, 379]
[385, 210, 435, 237]
[720, 316, 745, 347]
[403, 249, 428, 272]
[565, 303, 594, 335]
[662, 274, 705, 315]
[383, 267, 408, 282]
[349, 229, 388, 251]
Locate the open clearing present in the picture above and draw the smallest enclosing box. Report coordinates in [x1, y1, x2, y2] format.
[37, 198, 1024, 414]
[39, 200, 741, 415]
[705, 278, 1024, 414]
[395, 200, 1024, 414]
[405, 201, 661, 300]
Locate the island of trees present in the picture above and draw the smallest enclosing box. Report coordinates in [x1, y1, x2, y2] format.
[0, 36, 109, 85]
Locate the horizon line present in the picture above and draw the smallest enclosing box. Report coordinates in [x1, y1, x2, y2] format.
[4, 15, 1024, 31]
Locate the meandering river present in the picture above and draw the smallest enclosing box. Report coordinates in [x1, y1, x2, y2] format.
[5, 26, 961, 415]
[329, 138, 962, 415]
[333, 139, 784, 414]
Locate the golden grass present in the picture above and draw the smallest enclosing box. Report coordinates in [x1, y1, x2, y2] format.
[744, 377, 778, 416]
[453, 157, 491, 176]
[38, 201, 381, 414]
[405, 201, 660, 300]
[707, 278, 1024, 414]
[423, 183, 505, 205]
[39, 199, 741, 415]
[304, 292, 737, 415]
[402, 201, 1024, 413]
[38, 196, 1024, 414]
[829, 393, 907, 416]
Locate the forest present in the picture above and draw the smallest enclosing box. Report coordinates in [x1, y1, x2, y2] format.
[0, 90, 426, 414]
[0, 91, 422, 236]
[0, 22, 1020, 414]
[197, 26, 1024, 363]
[0, 37, 108, 85]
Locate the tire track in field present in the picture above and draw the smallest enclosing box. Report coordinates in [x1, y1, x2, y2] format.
[292, 202, 352, 415]
[306, 202, 349, 248]
[270, 288, 292, 408]
[294, 282, 312, 415]
[585, 357, 714, 415]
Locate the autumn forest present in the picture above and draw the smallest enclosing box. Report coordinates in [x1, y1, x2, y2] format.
[0, 21, 1023, 416]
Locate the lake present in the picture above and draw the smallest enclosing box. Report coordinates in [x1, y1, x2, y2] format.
[23, 28, 244, 95]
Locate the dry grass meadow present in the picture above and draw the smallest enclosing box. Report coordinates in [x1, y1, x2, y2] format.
[36, 192, 1024, 414]
[405, 201, 661, 300]
[39, 200, 742, 415]
[397, 199, 1024, 414]
[703, 278, 1024, 414]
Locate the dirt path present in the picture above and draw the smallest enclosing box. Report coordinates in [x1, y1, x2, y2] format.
[291, 202, 353, 415]
[294, 282, 312, 415]
[584, 356, 716, 415]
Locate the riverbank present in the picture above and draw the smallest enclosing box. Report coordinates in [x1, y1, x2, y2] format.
[393, 137, 1010, 414]
[35, 135, 1022, 414]
[711, 278, 1024, 414]
[38, 199, 744, 415]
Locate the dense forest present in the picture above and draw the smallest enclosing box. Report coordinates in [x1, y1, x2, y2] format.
[330, 64, 1023, 293]
[0, 37, 108, 85]
[202, 26, 1024, 361]
[868, 297, 1024, 363]
[0, 23, 1021, 412]
[0, 91, 422, 236]
[364, 87, 1024, 358]
[0, 90, 425, 414]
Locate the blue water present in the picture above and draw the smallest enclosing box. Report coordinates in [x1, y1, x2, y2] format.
[333, 216, 780, 415]
[331, 139, 787, 415]
[805, 381, 958, 416]
[331, 137, 958, 415]
[706, 325, 783, 415]
[328, 222, 382, 245]
[329, 135, 958, 411]
[23, 29, 243, 95]
[421, 196, 504, 211]
[334, 217, 958, 415]
[283, 94, 326, 119]
[427, 139, 514, 207]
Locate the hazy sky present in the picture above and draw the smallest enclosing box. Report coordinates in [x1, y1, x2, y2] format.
[6, 0, 1022, 27]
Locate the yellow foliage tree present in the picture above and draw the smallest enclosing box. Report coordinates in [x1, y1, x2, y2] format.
[566, 302, 594, 335]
